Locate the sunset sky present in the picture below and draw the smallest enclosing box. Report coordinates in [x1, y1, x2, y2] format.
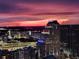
[0, 0, 79, 26]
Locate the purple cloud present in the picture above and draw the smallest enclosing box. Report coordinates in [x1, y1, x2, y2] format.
[0, 0, 79, 23]
[0, 3, 31, 13]
[31, 12, 79, 15]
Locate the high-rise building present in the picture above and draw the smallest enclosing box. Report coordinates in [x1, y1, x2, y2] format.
[46, 20, 79, 57]
[46, 20, 61, 57]
[60, 25, 79, 56]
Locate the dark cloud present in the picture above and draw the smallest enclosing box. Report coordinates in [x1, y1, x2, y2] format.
[16, 0, 79, 2]
[0, 3, 14, 13]
[0, 0, 79, 13]
[0, 3, 31, 13]
[31, 12, 79, 15]
[0, 17, 42, 22]
[6, 17, 42, 21]
[0, 0, 79, 4]
[16, 0, 79, 5]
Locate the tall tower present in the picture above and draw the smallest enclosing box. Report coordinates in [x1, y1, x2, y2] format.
[45, 20, 61, 57]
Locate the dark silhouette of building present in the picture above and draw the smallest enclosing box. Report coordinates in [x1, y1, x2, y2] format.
[60, 25, 79, 56]
[46, 20, 61, 58]
[47, 20, 79, 57]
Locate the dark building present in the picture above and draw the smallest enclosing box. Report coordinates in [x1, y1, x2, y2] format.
[46, 20, 61, 57]
[47, 21, 79, 56]
[60, 25, 79, 56]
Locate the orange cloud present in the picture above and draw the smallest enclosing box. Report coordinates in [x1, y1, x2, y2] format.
[0, 20, 49, 27]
